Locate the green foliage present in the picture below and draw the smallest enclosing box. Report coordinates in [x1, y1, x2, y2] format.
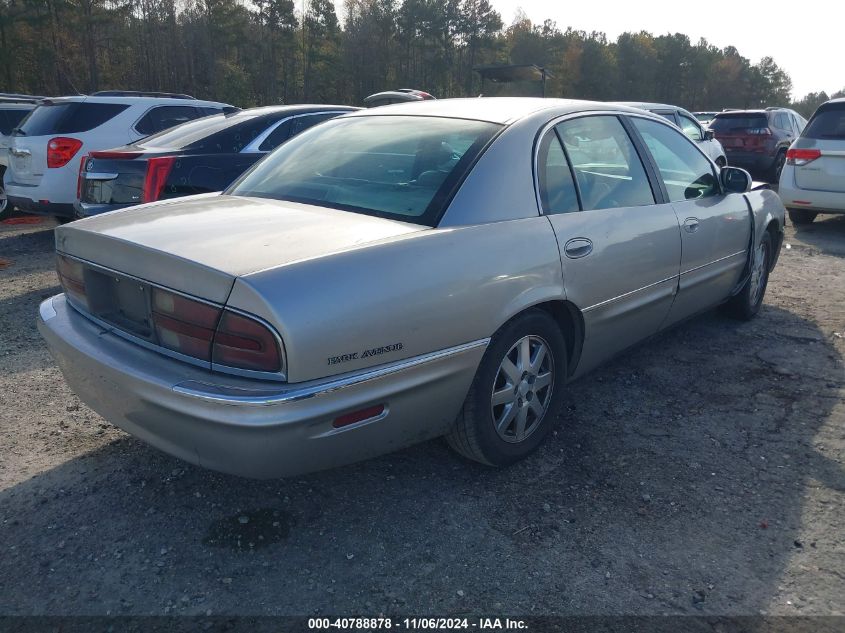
[0, 0, 808, 110]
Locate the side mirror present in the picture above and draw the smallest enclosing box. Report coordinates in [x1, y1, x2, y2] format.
[720, 166, 752, 193]
[704, 129, 715, 141]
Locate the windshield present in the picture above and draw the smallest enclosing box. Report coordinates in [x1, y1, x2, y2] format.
[229, 115, 501, 226]
[802, 103, 845, 140]
[138, 112, 259, 149]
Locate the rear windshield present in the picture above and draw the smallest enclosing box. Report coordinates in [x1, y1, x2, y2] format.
[0, 108, 32, 135]
[138, 112, 263, 151]
[229, 115, 501, 226]
[15, 102, 129, 136]
[709, 113, 768, 132]
[802, 103, 845, 140]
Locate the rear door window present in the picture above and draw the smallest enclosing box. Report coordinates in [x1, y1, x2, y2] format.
[678, 113, 703, 141]
[258, 119, 292, 152]
[15, 102, 129, 135]
[774, 112, 792, 132]
[555, 115, 655, 211]
[631, 117, 718, 202]
[135, 106, 201, 135]
[801, 103, 845, 139]
[537, 130, 579, 214]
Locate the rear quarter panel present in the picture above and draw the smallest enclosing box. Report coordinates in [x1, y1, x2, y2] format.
[228, 217, 564, 383]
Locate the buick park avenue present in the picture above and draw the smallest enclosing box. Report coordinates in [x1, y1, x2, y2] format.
[38, 98, 786, 478]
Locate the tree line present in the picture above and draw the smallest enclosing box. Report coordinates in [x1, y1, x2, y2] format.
[0, 0, 838, 117]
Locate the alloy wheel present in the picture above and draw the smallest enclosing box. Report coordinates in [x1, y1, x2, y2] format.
[749, 240, 769, 306]
[490, 335, 554, 443]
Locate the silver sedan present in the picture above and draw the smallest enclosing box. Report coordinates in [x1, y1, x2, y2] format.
[38, 98, 786, 478]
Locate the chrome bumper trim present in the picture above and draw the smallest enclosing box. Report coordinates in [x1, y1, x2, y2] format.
[172, 338, 490, 406]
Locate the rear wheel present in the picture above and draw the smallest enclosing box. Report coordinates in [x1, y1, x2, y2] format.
[0, 177, 10, 221]
[724, 231, 772, 320]
[788, 209, 817, 225]
[446, 309, 567, 466]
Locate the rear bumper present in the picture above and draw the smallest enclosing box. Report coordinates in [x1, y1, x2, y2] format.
[38, 294, 485, 478]
[6, 180, 76, 217]
[722, 151, 775, 173]
[74, 200, 132, 218]
[779, 166, 845, 214]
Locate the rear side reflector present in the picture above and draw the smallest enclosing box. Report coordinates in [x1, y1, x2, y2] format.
[142, 156, 176, 203]
[333, 404, 386, 428]
[212, 310, 282, 373]
[47, 137, 83, 168]
[786, 148, 822, 166]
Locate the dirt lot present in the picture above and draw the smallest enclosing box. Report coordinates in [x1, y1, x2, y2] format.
[0, 212, 843, 618]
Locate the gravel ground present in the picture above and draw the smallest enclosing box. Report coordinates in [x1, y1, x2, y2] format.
[0, 212, 843, 617]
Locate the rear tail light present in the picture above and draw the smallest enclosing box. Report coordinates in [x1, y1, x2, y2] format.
[212, 310, 282, 373]
[47, 137, 83, 168]
[786, 148, 822, 166]
[56, 265, 283, 375]
[151, 288, 220, 361]
[89, 150, 142, 159]
[56, 254, 88, 309]
[747, 128, 772, 135]
[142, 156, 176, 203]
[150, 287, 282, 373]
[76, 154, 88, 200]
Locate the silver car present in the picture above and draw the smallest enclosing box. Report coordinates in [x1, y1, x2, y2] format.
[779, 98, 845, 224]
[612, 102, 727, 166]
[38, 98, 786, 478]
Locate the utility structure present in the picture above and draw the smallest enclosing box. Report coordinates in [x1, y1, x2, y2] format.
[473, 64, 552, 98]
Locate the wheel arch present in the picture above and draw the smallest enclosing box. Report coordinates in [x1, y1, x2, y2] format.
[499, 299, 585, 378]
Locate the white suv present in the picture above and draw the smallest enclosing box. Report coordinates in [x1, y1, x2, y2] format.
[0, 94, 42, 219]
[4, 92, 233, 220]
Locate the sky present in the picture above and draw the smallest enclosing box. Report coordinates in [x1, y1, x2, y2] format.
[491, 0, 841, 99]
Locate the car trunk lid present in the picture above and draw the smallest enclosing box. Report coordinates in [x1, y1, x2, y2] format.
[79, 149, 167, 205]
[55, 193, 427, 304]
[8, 135, 46, 185]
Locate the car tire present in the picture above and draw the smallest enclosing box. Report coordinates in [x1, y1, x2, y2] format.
[724, 231, 772, 321]
[0, 180, 10, 221]
[788, 209, 817, 225]
[446, 309, 567, 466]
[770, 150, 786, 183]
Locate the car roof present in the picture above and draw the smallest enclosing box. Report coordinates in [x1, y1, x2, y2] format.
[240, 104, 359, 116]
[39, 95, 231, 107]
[613, 101, 677, 111]
[344, 97, 649, 124]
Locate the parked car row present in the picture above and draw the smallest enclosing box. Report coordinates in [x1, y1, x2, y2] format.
[1, 91, 358, 222]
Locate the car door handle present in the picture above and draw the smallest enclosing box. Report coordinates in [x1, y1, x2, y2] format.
[564, 238, 593, 259]
[683, 218, 700, 233]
